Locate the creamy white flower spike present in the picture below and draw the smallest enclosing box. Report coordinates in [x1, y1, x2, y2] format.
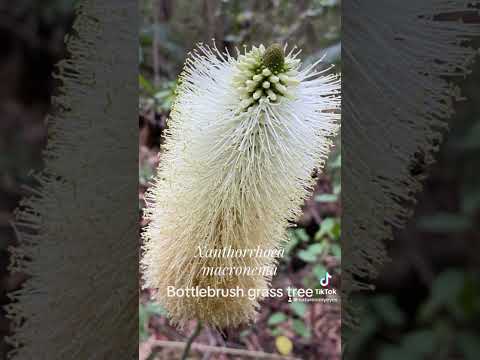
[142, 43, 340, 329]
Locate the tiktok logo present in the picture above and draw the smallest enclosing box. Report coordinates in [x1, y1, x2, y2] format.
[320, 272, 332, 287]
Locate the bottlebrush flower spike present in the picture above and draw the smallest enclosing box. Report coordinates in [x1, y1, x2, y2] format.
[141, 43, 340, 329]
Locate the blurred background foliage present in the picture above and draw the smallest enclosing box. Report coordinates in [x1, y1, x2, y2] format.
[0, 1, 74, 357]
[138, 0, 342, 359]
[139, 0, 340, 85]
[345, 37, 480, 359]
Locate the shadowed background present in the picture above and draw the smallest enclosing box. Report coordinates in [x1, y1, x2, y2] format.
[0, 2, 73, 357]
[1, 1, 479, 360]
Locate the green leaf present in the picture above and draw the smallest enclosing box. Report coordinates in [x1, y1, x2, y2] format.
[417, 213, 471, 233]
[331, 244, 341, 258]
[315, 193, 338, 203]
[139, 45, 144, 65]
[145, 302, 168, 316]
[459, 331, 480, 360]
[139, 304, 148, 341]
[289, 302, 307, 317]
[462, 189, 480, 215]
[320, 0, 340, 7]
[303, 277, 316, 288]
[297, 250, 317, 263]
[371, 296, 405, 326]
[294, 228, 310, 242]
[139, 302, 168, 342]
[331, 222, 341, 240]
[316, 218, 340, 240]
[292, 319, 311, 338]
[154, 89, 172, 98]
[268, 312, 288, 326]
[379, 331, 436, 360]
[139, 164, 154, 185]
[307, 243, 324, 255]
[455, 121, 480, 151]
[271, 327, 283, 336]
[139, 74, 155, 96]
[379, 345, 416, 360]
[329, 153, 341, 169]
[321, 218, 336, 231]
[420, 270, 465, 320]
[401, 330, 435, 356]
[284, 231, 300, 255]
[333, 183, 341, 195]
[239, 329, 250, 338]
[313, 265, 328, 281]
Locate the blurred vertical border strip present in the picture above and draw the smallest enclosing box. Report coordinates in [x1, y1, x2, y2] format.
[5, 0, 138, 358]
[342, 0, 480, 349]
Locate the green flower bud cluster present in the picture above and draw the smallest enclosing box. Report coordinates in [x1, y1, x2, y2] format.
[232, 44, 300, 110]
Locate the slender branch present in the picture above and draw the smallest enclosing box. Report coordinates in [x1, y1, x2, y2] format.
[181, 321, 203, 360]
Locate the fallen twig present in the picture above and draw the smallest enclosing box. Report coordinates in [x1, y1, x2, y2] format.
[147, 340, 301, 360]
